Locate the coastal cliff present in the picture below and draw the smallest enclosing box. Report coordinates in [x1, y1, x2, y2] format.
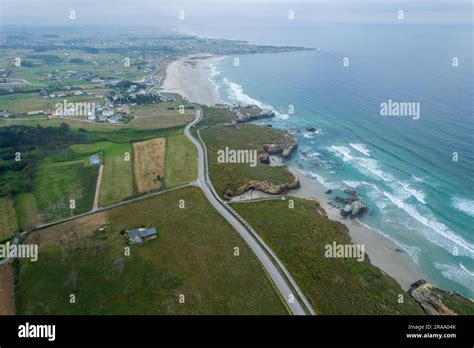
[408, 279, 474, 315]
[224, 176, 300, 198]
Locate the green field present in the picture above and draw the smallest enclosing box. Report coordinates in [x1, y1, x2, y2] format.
[0, 196, 18, 241]
[233, 198, 425, 315]
[16, 187, 287, 315]
[33, 158, 98, 222]
[131, 103, 195, 129]
[71, 142, 134, 207]
[164, 134, 198, 187]
[0, 93, 102, 114]
[13, 193, 39, 231]
[3, 50, 145, 87]
[200, 123, 296, 197]
[198, 106, 235, 127]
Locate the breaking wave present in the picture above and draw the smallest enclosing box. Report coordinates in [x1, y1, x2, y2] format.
[223, 78, 289, 119]
[452, 197, 474, 217]
[383, 191, 474, 257]
[350, 143, 371, 156]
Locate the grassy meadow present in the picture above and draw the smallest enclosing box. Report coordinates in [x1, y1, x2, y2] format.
[233, 198, 425, 315]
[165, 134, 198, 187]
[200, 123, 296, 197]
[16, 187, 287, 315]
[0, 196, 18, 241]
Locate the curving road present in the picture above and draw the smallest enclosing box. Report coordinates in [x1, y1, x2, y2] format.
[185, 104, 315, 315]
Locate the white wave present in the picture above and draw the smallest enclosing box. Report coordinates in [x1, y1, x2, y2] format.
[350, 143, 371, 157]
[356, 157, 394, 182]
[366, 184, 388, 212]
[309, 171, 330, 188]
[434, 262, 474, 294]
[303, 132, 314, 139]
[342, 180, 362, 188]
[400, 182, 426, 204]
[411, 174, 424, 182]
[452, 197, 474, 217]
[327, 145, 393, 182]
[383, 191, 474, 257]
[223, 78, 289, 120]
[459, 262, 474, 276]
[328, 145, 353, 161]
[357, 219, 421, 264]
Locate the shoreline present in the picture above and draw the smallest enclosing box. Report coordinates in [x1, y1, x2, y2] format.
[160, 54, 426, 291]
[160, 53, 224, 106]
[288, 167, 425, 291]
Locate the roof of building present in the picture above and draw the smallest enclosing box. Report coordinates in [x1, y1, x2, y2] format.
[127, 227, 157, 244]
[139, 227, 157, 238]
[90, 154, 101, 165]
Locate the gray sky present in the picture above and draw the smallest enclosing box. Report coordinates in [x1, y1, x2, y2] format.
[0, 0, 472, 28]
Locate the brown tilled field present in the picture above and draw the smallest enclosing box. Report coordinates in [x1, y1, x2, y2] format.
[25, 212, 108, 250]
[133, 138, 166, 193]
[0, 264, 14, 315]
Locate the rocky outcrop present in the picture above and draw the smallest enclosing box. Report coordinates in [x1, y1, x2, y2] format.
[262, 140, 298, 159]
[224, 177, 300, 198]
[232, 106, 275, 123]
[333, 188, 368, 218]
[259, 153, 270, 164]
[340, 200, 368, 218]
[408, 280, 456, 315]
[306, 127, 317, 132]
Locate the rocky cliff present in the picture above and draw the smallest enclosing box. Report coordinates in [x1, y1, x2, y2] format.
[224, 177, 300, 198]
[408, 279, 474, 315]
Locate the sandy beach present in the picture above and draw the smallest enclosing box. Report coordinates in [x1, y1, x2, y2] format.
[160, 54, 223, 106]
[288, 167, 425, 291]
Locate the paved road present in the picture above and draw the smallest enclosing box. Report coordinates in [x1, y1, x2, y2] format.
[185, 104, 315, 315]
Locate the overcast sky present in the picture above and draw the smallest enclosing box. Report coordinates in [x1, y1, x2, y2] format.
[0, 0, 472, 28]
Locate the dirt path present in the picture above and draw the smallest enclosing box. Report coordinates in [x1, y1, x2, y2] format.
[0, 264, 14, 314]
[93, 164, 104, 210]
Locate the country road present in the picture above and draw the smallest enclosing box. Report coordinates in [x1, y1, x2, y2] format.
[185, 104, 315, 316]
[93, 164, 104, 210]
[0, 103, 315, 315]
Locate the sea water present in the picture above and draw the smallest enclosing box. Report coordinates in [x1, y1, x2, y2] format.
[204, 22, 473, 297]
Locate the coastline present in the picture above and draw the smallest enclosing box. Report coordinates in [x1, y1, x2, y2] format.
[160, 54, 426, 292]
[160, 53, 224, 106]
[288, 167, 425, 291]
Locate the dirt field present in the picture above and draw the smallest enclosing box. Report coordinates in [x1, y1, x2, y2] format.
[0, 264, 14, 315]
[133, 138, 166, 193]
[25, 212, 108, 250]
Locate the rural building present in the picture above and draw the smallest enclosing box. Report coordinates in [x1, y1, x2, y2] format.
[127, 227, 158, 245]
[89, 154, 101, 166]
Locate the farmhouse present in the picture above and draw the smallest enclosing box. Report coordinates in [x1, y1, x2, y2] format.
[89, 154, 101, 166]
[127, 227, 158, 245]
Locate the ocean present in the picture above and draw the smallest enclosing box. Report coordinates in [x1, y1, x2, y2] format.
[202, 22, 474, 297]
